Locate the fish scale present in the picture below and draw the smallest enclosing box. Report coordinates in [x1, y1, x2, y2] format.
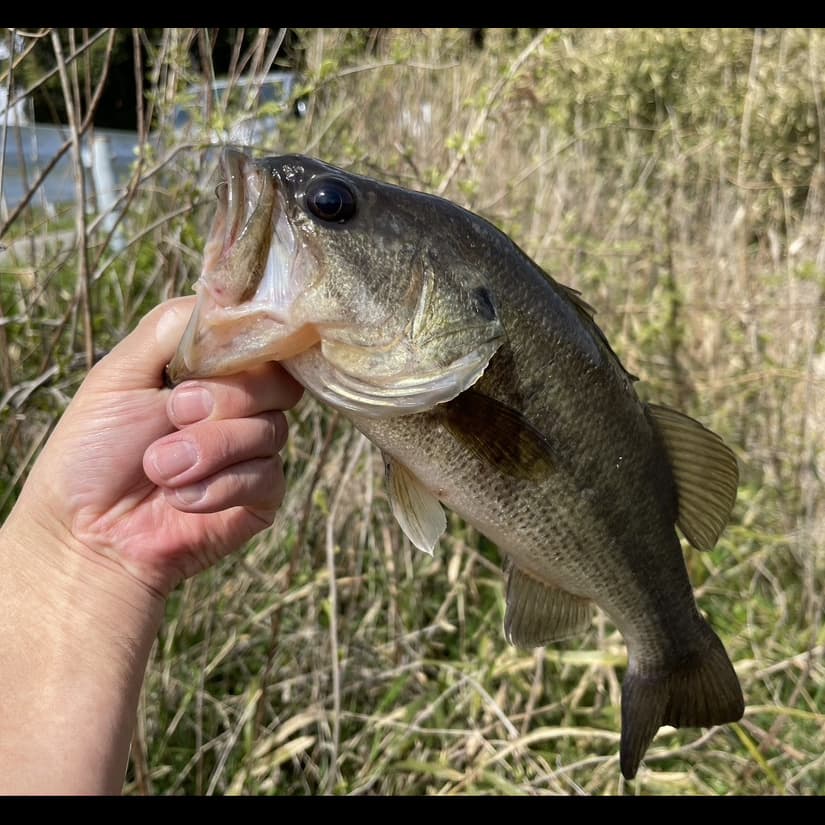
[166, 149, 745, 780]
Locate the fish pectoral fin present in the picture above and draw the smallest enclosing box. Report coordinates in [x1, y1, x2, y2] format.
[439, 389, 555, 481]
[620, 620, 744, 780]
[384, 455, 446, 556]
[504, 564, 593, 648]
[648, 403, 739, 552]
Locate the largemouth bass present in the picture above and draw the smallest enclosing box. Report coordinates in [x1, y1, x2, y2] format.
[166, 148, 744, 780]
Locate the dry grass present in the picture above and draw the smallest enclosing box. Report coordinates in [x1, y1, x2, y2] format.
[1, 27, 823, 795]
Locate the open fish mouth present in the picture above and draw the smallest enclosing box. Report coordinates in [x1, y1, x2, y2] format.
[202, 148, 274, 306]
[166, 148, 318, 386]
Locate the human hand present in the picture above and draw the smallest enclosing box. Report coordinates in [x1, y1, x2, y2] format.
[8, 296, 303, 597]
[0, 296, 302, 793]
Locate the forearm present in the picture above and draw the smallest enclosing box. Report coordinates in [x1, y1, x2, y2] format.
[0, 504, 164, 795]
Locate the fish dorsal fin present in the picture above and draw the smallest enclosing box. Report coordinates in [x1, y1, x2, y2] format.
[557, 282, 639, 383]
[439, 389, 555, 481]
[383, 454, 446, 556]
[558, 282, 598, 322]
[505, 564, 593, 648]
[648, 403, 739, 552]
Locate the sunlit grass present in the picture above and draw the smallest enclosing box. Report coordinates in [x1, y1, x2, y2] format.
[2, 27, 823, 795]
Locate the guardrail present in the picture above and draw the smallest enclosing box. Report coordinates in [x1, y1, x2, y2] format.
[0, 123, 140, 213]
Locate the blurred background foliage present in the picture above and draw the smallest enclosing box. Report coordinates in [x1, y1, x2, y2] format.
[1, 27, 823, 795]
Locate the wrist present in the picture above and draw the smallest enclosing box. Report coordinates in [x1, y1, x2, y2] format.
[0, 500, 165, 793]
[1, 497, 166, 653]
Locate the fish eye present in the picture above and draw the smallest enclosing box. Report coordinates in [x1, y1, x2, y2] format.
[305, 176, 356, 223]
[214, 181, 227, 200]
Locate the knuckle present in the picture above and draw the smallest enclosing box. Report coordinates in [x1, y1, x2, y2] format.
[243, 456, 283, 511]
[209, 422, 235, 463]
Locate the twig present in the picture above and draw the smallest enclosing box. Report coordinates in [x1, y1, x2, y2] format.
[0, 29, 116, 242]
[736, 30, 762, 189]
[520, 648, 545, 737]
[253, 410, 340, 734]
[207, 688, 263, 795]
[0, 139, 72, 240]
[0, 363, 60, 412]
[130, 683, 152, 795]
[92, 201, 200, 286]
[0, 420, 53, 515]
[0, 30, 16, 211]
[0, 28, 43, 88]
[3, 28, 108, 113]
[436, 29, 549, 197]
[51, 29, 94, 371]
[322, 431, 369, 792]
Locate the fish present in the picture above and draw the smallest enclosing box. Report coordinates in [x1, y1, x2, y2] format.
[166, 148, 745, 780]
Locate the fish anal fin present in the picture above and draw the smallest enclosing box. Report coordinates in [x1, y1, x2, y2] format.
[439, 389, 555, 481]
[620, 621, 744, 780]
[505, 564, 593, 648]
[648, 403, 739, 552]
[384, 454, 445, 556]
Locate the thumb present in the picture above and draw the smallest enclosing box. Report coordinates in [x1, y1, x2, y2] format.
[86, 297, 197, 393]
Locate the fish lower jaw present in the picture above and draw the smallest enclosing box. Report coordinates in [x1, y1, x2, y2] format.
[205, 315, 320, 365]
[202, 301, 290, 328]
[168, 291, 321, 382]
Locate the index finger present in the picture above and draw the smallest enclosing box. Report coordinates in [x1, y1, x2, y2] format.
[168, 362, 304, 427]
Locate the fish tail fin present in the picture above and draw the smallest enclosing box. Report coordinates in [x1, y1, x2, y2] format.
[620, 621, 744, 780]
